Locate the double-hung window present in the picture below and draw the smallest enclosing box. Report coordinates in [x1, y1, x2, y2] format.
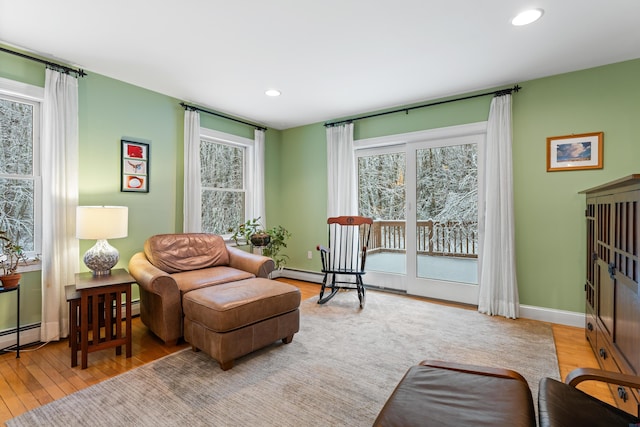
[199, 128, 255, 236]
[0, 78, 42, 260]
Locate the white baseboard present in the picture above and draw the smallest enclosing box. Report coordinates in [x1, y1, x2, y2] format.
[278, 268, 585, 327]
[0, 300, 141, 351]
[518, 304, 585, 328]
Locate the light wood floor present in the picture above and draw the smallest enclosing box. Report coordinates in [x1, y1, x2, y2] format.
[0, 279, 614, 425]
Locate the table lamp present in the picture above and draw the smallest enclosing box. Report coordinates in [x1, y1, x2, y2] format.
[76, 206, 128, 276]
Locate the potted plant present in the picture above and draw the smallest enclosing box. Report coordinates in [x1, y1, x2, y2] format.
[0, 230, 27, 288]
[230, 218, 270, 247]
[230, 218, 292, 269]
[260, 224, 291, 269]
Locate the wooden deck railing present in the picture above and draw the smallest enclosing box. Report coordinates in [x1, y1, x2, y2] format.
[369, 220, 478, 258]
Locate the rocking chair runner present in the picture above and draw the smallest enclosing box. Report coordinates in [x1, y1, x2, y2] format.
[316, 216, 373, 308]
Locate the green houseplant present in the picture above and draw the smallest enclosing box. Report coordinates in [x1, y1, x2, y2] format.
[230, 218, 292, 269]
[0, 230, 27, 288]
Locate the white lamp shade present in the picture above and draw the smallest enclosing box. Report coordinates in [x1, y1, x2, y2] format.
[76, 206, 128, 240]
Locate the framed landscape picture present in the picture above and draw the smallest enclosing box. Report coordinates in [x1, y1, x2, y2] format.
[121, 139, 149, 192]
[546, 132, 603, 172]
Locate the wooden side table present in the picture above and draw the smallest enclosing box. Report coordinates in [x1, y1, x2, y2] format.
[71, 269, 134, 369]
[0, 284, 20, 358]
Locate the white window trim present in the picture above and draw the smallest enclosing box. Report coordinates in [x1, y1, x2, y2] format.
[0, 77, 44, 263]
[0, 76, 44, 101]
[354, 121, 488, 149]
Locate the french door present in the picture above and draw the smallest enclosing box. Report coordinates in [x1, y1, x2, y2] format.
[356, 123, 485, 304]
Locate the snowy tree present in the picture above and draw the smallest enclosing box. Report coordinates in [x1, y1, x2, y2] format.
[0, 98, 35, 251]
[416, 144, 477, 223]
[358, 153, 405, 220]
[200, 141, 245, 234]
[358, 143, 478, 255]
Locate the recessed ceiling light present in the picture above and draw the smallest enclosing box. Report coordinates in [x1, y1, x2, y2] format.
[265, 89, 281, 97]
[511, 8, 544, 26]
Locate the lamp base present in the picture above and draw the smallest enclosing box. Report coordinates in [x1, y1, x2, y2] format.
[83, 239, 119, 276]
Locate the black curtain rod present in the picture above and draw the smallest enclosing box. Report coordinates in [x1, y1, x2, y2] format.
[324, 84, 521, 127]
[180, 102, 267, 131]
[0, 46, 86, 77]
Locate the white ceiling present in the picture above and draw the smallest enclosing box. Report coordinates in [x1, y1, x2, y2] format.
[1, 1, 639, 130]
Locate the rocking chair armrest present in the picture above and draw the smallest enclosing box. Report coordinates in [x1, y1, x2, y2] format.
[316, 245, 329, 270]
[566, 367, 640, 389]
[317, 245, 329, 254]
[361, 245, 368, 270]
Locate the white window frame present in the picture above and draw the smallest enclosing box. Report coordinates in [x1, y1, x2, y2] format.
[199, 128, 255, 238]
[0, 77, 43, 261]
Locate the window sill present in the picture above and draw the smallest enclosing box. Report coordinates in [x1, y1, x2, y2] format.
[16, 260, 42, 274]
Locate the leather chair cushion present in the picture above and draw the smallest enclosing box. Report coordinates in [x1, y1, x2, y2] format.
[172, 267, 254, 296]
[538, 377, 640, 427]
[374, 364, 536, 427]
[144, 233, 230, 273]
[182, 278, 301, 333]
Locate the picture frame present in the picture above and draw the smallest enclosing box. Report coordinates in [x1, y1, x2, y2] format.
[121, 139, 149, 192]
[546, 132, 603, 172]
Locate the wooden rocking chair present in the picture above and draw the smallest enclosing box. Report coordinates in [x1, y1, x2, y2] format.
[316, 216, 373, 308]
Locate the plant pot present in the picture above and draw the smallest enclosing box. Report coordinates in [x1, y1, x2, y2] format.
[250, 233, 271, 247]
[0, 273, 21, 289]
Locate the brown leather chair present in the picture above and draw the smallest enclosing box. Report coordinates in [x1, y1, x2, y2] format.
[129, 233, 274, 345]
[538, 367, 640, 427]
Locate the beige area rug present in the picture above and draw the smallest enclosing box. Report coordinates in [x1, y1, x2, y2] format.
[8, 291, 559, 426]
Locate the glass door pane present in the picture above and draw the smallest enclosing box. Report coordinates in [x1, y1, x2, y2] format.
[415, 143, 478, 284]
[357, 149, 407, 290]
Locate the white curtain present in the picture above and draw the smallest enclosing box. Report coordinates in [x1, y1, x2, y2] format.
[326, 123, 358, 278]
[183, 109, 201, 232]
[478, 94, 519, 318]
[326, 123, 357, 217]
[251, 129, 266, 224]
[41, 69, 79, 341]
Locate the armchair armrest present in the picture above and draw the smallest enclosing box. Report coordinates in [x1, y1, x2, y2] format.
[226, 245, 275, 278]
[128, 252, 180, 299]
[419, 359, 529, 383]
[128, 251, 183, 344]
[566, 367, 640, 389]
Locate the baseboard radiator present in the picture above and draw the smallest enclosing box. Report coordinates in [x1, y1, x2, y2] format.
[0, 300, 141, 351]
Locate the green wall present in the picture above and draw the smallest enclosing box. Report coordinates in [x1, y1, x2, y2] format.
[512, 59, 640, 311]
[278, 58, 640, 313]
[0, 48, 282, 332]
[1, 44, 639, 334]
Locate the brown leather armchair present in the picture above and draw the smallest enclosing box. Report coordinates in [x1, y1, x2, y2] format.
[129, 233, 275, 345]
[539, 367, 640, 427]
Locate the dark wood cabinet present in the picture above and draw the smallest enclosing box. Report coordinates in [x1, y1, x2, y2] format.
[582, 175, 640, 415]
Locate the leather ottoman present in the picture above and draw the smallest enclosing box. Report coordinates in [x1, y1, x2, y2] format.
[373, 360, 536, 427]
[183, 277, 300, 370]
